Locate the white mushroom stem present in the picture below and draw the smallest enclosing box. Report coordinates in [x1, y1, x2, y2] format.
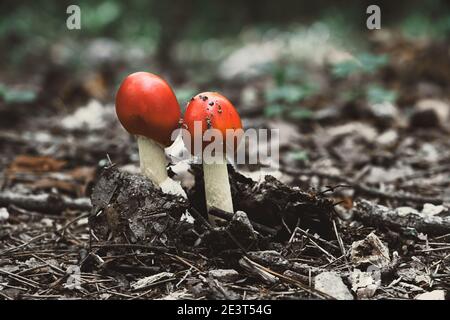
[137, 135, 187, 198]
[203, 157, 234, 226]
[137, 135, 168, 185]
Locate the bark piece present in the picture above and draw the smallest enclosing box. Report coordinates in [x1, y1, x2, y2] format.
[0, 191, 91, 214]
[353, 199, 450, 236]
[89, 166, 189, 246]
[350, 232, 391, 268]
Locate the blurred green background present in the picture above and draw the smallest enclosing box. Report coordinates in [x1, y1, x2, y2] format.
[0, 0, 449, 115]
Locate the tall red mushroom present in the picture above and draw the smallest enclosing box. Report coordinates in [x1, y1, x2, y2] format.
[116, 72, 185, 197]
[183, 92, 243, 224]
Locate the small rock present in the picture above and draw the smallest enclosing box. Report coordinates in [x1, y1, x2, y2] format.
[160, 177, 187, 198]
[233, 211, 256, 233]
[158, 289, 194, 300]
[365, 166, 414, 184]
[396, 206, 420, 217]
[314, 106, 341, 123]
[61, 100, 111, 131]
[368, 102, 399, 124]
[0, 208, 9, 221]
[204, 210, 258, 251]
[421, 203, 447, 216]
[76, 217, 89, 226]
[410, 99, 449, 128]
[415, 290, 446, 300]
[350, 232, 391, 268]
[419, 143, 440, 163]
[348, 269, 380, 299]
[181, 210, 195, 224]
[314, 272, 353, 300]
[376, 130, 398, 148]
[40, 218, 54, 227]
[207, 269, 240, 282]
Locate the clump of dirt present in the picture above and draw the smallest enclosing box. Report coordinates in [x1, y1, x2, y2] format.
[189, 164, 336, 240]
[89, 166, 192, 247]
[89, 164, 336, 254]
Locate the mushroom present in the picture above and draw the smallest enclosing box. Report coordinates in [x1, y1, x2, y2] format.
[115, 71, 186, 197]
[183, 92, 243, 225]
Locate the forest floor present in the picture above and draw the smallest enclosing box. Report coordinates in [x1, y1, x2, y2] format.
[0, 30, 449, 300]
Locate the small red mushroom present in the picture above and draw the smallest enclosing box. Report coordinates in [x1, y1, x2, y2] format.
[116, 72, 185, 197]
[183, 92, 243, 224]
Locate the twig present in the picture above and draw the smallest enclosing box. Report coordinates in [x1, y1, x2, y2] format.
[354, 199, 450, 236]
[91, 243, 169, 253]
[59, 212, 91, 237]
[332, 219, 351, 272]
[0, 191, 92, 213]
[0, 269, 41, 289]
[240, 256, 336, 300]
[208, 207, 279, 236]
[293, 227, 340, 250]
[0, 233, 49, 255]
[165, 253, 201, 272]
[283, 168, 444, 204]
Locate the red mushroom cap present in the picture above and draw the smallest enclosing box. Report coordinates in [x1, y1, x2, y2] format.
[183, 92, 243, 156]
[115, 72, 181, 146]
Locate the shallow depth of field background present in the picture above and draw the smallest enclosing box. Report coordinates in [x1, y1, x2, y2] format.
[0, 0, 449, 171]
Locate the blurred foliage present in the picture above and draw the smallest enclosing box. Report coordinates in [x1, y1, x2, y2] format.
[263, 85, 316, 119]
[175, 87, 198, 113]
[0, 84, 37, 104]
[332, 53, 389, 78]
[0, 0, 448, 70]
[402, 12, 450, 40]
[289, 150, 309, 162]
[263, 63, 307, 87]
[263, 62, 318, 119]
[338, 84, 398, 105]
[83, 2, 122, 33]
[265, 85, 316, 104]
[0, 0, 447, 121]
[288, 108, 314, 120]
[264, 104, 286, 118]
[366, 85, 397, 104]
